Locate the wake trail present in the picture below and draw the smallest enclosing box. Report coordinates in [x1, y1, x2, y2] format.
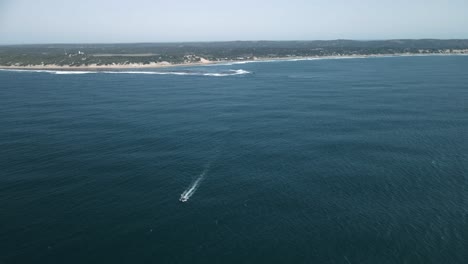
[179, 163, 211, 202]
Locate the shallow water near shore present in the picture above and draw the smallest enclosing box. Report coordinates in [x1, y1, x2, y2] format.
[1, 55, 467, 263]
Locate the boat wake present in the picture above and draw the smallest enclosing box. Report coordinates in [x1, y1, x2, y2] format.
[179, 163, 211, 202]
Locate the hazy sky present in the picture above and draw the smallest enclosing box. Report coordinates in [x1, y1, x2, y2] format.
[1, 0, 467, 44]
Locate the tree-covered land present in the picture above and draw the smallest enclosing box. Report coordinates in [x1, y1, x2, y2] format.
[1, 39, 467, 67]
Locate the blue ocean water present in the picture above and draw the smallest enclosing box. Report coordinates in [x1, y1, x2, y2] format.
[0, 56, 467, 263]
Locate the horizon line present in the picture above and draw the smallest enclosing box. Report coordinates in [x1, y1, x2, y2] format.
[1, 38, 468, 46]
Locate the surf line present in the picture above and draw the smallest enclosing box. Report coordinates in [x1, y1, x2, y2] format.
[180, 163, 211, 202]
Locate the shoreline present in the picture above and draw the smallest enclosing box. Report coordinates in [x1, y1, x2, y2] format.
[0, 61, 216, 71]
[0, 53, 467, 71]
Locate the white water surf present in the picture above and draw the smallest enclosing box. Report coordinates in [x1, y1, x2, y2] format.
[0, 68, 251, 77]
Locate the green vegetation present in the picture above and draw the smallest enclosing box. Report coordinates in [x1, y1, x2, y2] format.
[1, 40, 467, 67]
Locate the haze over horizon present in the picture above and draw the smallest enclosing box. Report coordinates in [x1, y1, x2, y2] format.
[1, 0, 468, 44]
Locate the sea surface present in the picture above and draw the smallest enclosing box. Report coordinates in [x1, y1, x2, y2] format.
[0, 56, 467, 263]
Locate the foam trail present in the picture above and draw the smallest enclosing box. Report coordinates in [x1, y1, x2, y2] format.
[53, 71, 94, 74]
[180, 163, 211, 202]
[103, 69, 250, 76]
[0, 68, 250, 77]
[0, 69, 94, 74]
[203, 69, 250, 76]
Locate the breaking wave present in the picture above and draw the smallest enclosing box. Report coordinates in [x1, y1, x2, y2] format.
[104, 69, 250, 76]
[0, 68, 251, 77]
[0, 69, 94, 74]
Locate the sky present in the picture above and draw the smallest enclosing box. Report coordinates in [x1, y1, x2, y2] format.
[0, 0, 467, 44]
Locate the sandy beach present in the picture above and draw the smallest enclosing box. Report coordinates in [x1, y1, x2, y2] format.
[0, 60, 216, 70]
[0, 53, 466, 71]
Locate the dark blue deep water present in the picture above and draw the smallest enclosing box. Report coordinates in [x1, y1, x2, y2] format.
[1, 56, 467, 263]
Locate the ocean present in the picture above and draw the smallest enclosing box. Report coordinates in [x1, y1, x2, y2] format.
[0, 56, 467, 263]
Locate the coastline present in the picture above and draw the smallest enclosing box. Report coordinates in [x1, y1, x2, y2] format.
[0, 61, 216, 70]
[0, 53, 466, 71]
